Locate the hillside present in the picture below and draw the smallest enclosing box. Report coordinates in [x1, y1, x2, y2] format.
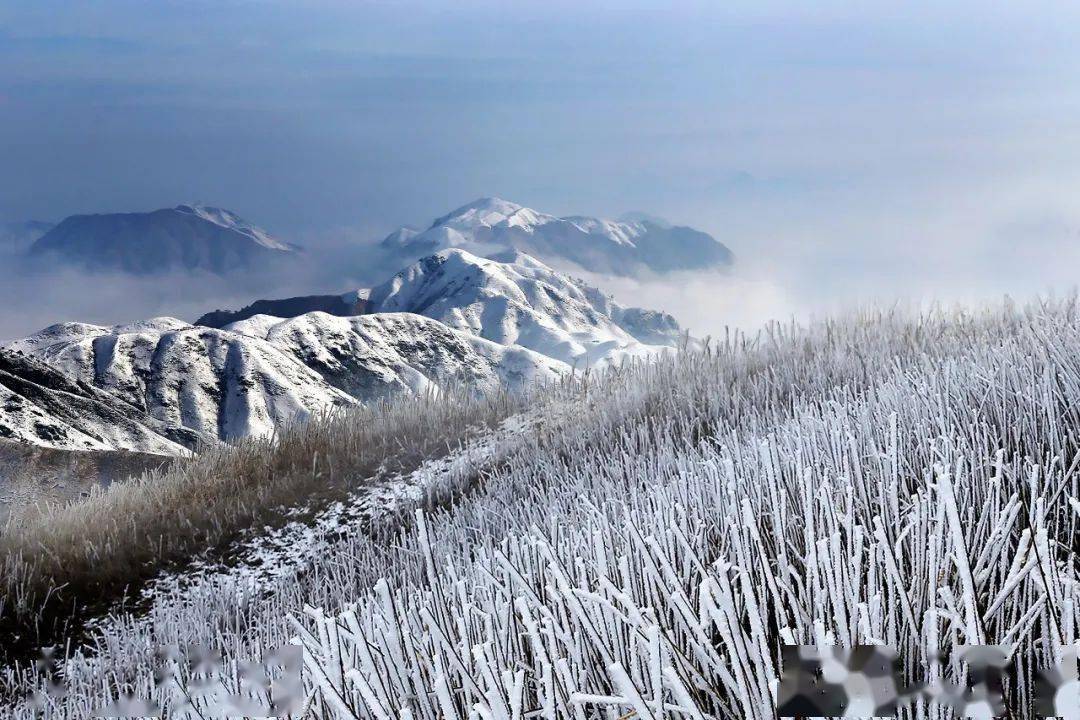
[0, 441, 175, 526]
[226, 311, 567, 399]
[195, 293, 368, 328]
[0, 347, 192, 455]
[27, 204, 298, 274]
[9, 313, 565, 446]
[365, 249, 683, 365]
[4, 300, 1078, 718]
[379, 197, 734, 276]
[8, 318, 358, 444]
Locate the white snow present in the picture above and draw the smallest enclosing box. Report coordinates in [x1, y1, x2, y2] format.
[174, 204, 296, 251]
[227, 311, 569, 399]
[0, 348, 189, 454]
[7, 309, 567, 449]
[378, 196, 732, 276]
[365, 248, 680, 366]
[9, 318, 358, 444]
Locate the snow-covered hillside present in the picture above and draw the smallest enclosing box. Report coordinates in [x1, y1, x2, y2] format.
[0, 347, 190, 455]
[366, 248, 683, 366]
[9, 318, 357, 444]
[380, 197, 733, 276]
[27, 204, 298, 274]
[10, 301, 1080, 719]
[227, 311, 567, 399]
[9, 312, 566, 448]
[195, 293, 368, 329]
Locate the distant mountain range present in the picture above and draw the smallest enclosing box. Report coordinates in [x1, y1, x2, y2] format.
[6, 248, 687, 453]
[196, 293, 368, 329]
[15, 197, 731, 280]
[0, 198, 719, 456]
[379, 197, 734, 277]
[27, 204, 298, 274]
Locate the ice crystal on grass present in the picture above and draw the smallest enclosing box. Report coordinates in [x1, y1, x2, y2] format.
[5, 300, 1080, 718]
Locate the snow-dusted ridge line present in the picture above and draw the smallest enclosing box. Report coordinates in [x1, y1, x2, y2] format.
[364, 247, 683, 366]
[8, 310, 567, 448]
[174, 204, 297, 252]
[0, 347, 191, 454]
[380, 196, 734, 276]
[27, 204, 298, 274]
[225, 311, 568, 400]
[8, 318, 358, 445]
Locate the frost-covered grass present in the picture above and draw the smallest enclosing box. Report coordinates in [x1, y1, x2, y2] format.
[5, 299, 1080, 718]
[0, 387, 532, 666]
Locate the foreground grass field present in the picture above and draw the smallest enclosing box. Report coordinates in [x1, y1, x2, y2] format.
[4, 299, 1080, 718]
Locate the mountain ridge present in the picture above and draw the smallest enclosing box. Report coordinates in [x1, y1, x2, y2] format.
[379, 197, 733, 276]
[28, 204, 298, 274]
[365, 248, 683, 366]
[0, 347, 194, 455]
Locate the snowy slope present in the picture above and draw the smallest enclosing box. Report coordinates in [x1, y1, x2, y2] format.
[0, 348, 190, 455]
[174, 205, 295, 252]
[27, 204, 298, 274]
[365, 249, 682, 366]
[226, 311, 568, 400]
[380, 197, 733, 276]
[8, 319, 358, 444]
[9, 311, 566, 447]
[195, 293, 368, 329]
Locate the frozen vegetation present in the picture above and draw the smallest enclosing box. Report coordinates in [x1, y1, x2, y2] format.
[3, 299, 1080, 718]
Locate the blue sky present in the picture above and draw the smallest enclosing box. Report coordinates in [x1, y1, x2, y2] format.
[3, 1, 1080, 330]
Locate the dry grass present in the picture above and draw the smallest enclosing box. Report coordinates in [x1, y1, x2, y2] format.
[0, 384, 536, 661]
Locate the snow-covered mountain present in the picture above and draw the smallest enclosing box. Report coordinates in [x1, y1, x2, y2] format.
[195, 293, 368, 329]
[365, 248, 683, 366]
[9, 318, 357, 444]
[0, 347, 191, 455]
[379, 197, 733, 276]
[226, 312, 567, 399]
[6, 238, 687, 453]
[27, 204, 298, 274]
[9, 312, 566, 448]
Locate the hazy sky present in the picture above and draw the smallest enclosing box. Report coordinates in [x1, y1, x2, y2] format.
[3, 1, 1080, 335]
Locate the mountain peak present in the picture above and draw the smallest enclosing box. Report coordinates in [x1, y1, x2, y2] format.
[173, 204, 295, 251]
[367, 248, 683, 366]
[381, 199, 733, 277]
[430, 197, 553, 233]
[28, 204, 298, 274]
